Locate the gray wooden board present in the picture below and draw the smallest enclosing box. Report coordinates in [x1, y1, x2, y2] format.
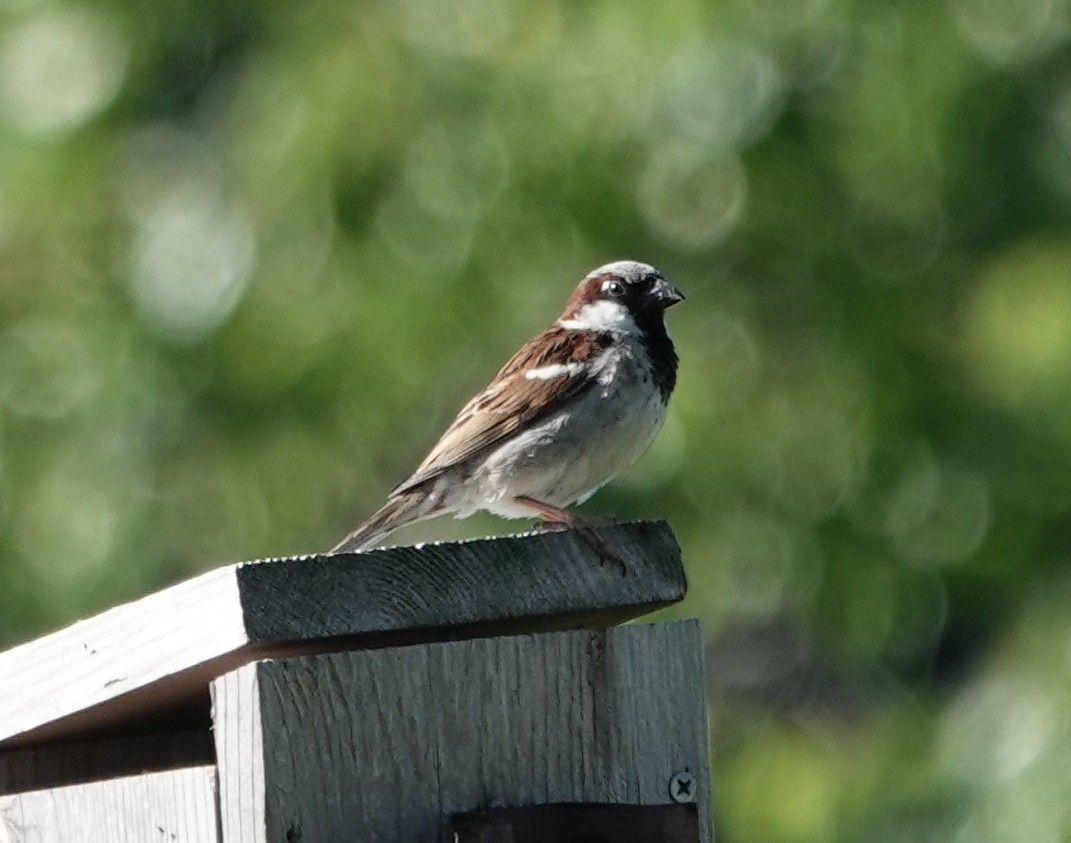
[0, 730, 214, 796]
[0, 521, 684, 749]
[0, 765, 219, 843]
[212, 619, 712, 843]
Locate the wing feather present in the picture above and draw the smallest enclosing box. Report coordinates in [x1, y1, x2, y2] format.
[390, 326, 611, 495]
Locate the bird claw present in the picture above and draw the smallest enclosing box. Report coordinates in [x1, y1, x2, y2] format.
[515, 496, 628, 576]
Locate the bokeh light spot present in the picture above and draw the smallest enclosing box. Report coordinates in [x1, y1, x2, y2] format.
[0, 317, 101, 420]
[679, 309, 762, 419]
[764, 409, 867, 522]
[950, 0, 1062, 64]
[892, 465, 990, 567]
[127, 183, 256, 343]
[722, 728, 841, 843]
[940, 674, 1056, 786]
[964, 240, 1071, 411]
[14, 461, 121, 584]
[712, 510, 800, 617]
[854, 441, 990, 567]
[404, 117, 510, 223]
[664, 39, 784, 151]
[881, 444, 942, 539]
[399, 0, 514, 57]
[0, 6, 127, 137]
[640, 142, 746, 249]
[741, 0, 833, 37]
[375, 182, 476, 273]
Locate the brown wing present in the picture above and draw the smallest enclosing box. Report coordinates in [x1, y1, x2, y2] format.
[390, 326, 612, 496]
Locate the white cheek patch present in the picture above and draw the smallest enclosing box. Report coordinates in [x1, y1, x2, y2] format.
[558, 300, 637, 333]
[525, 362, 584, 380]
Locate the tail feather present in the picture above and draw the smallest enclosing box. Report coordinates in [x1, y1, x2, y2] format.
[328, 492, 438, 554]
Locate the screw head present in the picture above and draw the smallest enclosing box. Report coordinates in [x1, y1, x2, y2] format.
[669, 770, 696, 804]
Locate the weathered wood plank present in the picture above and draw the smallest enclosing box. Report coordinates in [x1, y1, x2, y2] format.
[0, 521, 684, 749]
[212, 620, 711, 843]
[0, 565, 248, 750]
[236, 520, 684, 641]
[0, 765, 219, 843]
[213, 659, 264, 843]
[0, 730, 214, 796]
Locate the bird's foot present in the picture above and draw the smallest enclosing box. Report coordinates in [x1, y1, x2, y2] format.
[514, 496, 627, 576]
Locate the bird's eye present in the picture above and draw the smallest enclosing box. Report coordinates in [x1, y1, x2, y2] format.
[602, 279, 625, 298]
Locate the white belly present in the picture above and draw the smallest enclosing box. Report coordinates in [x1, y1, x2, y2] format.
[461, 346, 668, 519]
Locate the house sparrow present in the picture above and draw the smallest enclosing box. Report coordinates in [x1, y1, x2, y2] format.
[330, 260, 683, 554]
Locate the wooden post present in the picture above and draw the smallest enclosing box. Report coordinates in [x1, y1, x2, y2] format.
[212, 622, 710, 842]
[0, 522, 712, 843]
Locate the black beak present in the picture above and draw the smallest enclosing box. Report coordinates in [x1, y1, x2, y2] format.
[649, 277, 685, 309]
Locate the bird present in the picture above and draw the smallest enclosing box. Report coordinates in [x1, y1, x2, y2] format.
[329, 260, 683, 554]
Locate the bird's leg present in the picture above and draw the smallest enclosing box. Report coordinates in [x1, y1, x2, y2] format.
[514, 496, 585, 529]
[513, 496, 627, 575]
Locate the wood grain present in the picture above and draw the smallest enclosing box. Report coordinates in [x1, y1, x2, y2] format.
[0, 521, 683, 750]
[212, 658, 264, 843]
[0, 766, 219, 843]
[212, 620, 712, 843]
[0, 567, 247, 750]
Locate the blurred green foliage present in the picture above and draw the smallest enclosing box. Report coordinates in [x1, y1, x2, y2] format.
[2, 0, 1071, 840]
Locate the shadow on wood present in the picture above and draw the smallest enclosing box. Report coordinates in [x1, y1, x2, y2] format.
[453, 803, 701, 843]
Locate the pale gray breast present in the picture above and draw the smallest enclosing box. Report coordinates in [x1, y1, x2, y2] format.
[463, 341, 668, 512]
[551, 343, 669, 501]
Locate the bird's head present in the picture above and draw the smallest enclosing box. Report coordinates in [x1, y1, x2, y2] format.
[559, 260, 684, 334]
